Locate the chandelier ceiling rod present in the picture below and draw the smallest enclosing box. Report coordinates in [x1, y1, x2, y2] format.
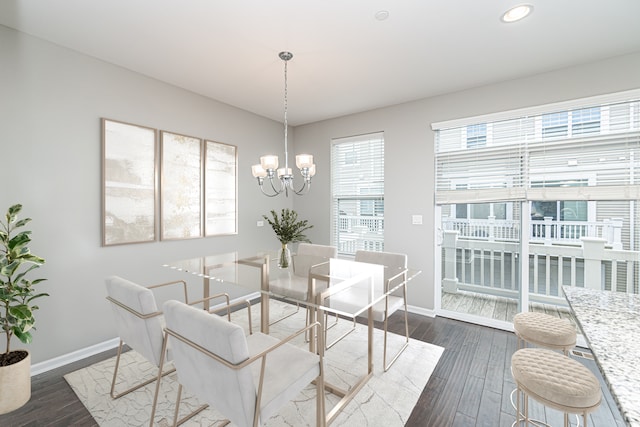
[251, 51, 316, 197]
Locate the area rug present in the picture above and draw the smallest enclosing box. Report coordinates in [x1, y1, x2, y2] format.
[65, 301, 443, 426]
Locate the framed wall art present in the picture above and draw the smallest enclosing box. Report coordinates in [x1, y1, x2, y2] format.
[102, 118, 157, 246]
[204, 140, 237, 236]
[160, 131, 203, 240]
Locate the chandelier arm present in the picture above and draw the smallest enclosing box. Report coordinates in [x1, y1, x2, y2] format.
[268, 176, 285, 195]
[257, 178, 282, 197]
[292, 180, 310, 195]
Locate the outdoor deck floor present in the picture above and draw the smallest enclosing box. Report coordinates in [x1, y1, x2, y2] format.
[441, 289, 578, 328]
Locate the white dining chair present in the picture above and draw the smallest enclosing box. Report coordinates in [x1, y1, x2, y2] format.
[105, 276, 247, 401]
[268, 243, 337, 326]
[105, 276, 191, 399]
[354, 250, 409, 371]
[156, 299, 325, 427]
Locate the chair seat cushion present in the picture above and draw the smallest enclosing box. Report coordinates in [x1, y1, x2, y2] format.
[247, 333, 320, 422]
[355, 295, 404, 322]
[511, 348, 601, 412]
[269, 275, 328, 301]
[513, 312, 576, 349]
[269, 276, 309, 300]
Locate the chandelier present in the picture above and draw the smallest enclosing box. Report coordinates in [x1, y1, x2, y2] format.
[251, 51, 315, 197]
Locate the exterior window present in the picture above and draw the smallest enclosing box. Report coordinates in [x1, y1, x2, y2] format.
[542, 107, 601, 139]
[455, 202, 507, 220]
[466, 123, 487, 148]
[359, 187, 384, 218]
[531, 201, 587, 221]
[332, 133, 384, 255]
[572, 107, 601, 135]
[542, 112, 569, 138]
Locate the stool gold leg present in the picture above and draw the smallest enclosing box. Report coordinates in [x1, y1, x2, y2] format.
[516, 387, 521, 425]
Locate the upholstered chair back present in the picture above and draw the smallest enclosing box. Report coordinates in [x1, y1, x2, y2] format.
[354, 250, 408, 322]
[105, 276, 165, 367]
[354, 250, 407, 271]
[293, 243, 337, 278]
[163, 300, 256, 427]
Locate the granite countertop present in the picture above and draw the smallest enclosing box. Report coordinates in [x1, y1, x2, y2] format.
[563, 286, 640, 427]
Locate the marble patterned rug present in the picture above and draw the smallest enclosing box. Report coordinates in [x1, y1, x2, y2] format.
[65, 301, 443, 426]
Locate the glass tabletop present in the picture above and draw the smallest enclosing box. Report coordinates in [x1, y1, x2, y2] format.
[163, 251, 421, 318]
[306, 258, 421, 318]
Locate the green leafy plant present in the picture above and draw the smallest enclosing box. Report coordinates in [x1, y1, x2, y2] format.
[263, 209, 312, 268]
[0, 204, 47, 366]
[263, 209, 313, 245]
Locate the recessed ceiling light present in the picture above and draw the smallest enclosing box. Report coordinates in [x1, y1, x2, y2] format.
[501, 4, 533, 23]
[375, 10, 390, 21]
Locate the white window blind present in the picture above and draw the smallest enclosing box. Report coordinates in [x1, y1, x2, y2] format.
[332, 132, 384, 255]
[434, 95, 640, 204]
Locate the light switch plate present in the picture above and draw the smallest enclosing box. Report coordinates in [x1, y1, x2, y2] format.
[412, 215, 423, 225]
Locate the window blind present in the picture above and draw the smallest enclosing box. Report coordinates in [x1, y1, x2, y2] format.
[331, 132, 384, 255]
[434, 96, 640, 204]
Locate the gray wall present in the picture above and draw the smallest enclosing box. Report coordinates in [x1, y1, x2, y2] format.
[293, 52, 640, 312]
[2, 22, 640, 365]
[0, 25, 293, 364]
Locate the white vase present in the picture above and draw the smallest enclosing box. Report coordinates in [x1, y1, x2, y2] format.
[0, 350, 31, 414]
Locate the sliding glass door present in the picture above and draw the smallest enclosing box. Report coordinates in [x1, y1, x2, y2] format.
[433, 92, 640, 330]
[438, 202, 523, 327]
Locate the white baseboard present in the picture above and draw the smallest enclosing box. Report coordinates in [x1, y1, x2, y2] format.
[407, 304, 436, 318]
[31, 293, 262, 377]
[31, 338, 120, 377]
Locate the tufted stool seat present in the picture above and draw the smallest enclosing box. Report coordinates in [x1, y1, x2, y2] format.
[511, 348, 601, 426]
[513, 312, 576, 355]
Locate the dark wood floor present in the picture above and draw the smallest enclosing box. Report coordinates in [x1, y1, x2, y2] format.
[0, 312, 626, 426]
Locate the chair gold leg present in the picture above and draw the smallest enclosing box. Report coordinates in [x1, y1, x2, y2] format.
[109, 339, 125, 399]
[316, 371, 325, 427]
[383, 289, 410, 372]
[111, 339, 175, 401]
[175, 403, 209, 426]
[325, 316, 356, 350]
[269, 301, 300, 326]
[171, 384, 183, 427]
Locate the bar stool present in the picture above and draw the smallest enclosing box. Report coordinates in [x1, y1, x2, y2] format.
[513, 312, 576, 355]
[511, 348, 601, 426]
[511, 312, 578, 422]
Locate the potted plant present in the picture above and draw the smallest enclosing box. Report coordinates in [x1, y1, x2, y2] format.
[0, 204, 47, 414]
[263, 209, 313, 268]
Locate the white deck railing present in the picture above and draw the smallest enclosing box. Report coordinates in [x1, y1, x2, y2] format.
[337, 214, 384, 254]
[442, 216, 624, 249]
[442, 231, 640, 302]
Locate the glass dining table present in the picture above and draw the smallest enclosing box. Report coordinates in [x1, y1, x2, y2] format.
[163, 250, 422, 424]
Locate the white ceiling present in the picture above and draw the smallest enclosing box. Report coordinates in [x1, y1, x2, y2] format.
[2, 0, 640, 125]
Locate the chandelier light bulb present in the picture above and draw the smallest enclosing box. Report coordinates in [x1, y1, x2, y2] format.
[260, 155, 279, 171]
[296, 154, 314, 169]
[251, 164, 267, 178]
[277, 167, 292, 178]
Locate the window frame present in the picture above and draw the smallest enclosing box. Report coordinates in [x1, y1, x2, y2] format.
[331, 132, 385, 256]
